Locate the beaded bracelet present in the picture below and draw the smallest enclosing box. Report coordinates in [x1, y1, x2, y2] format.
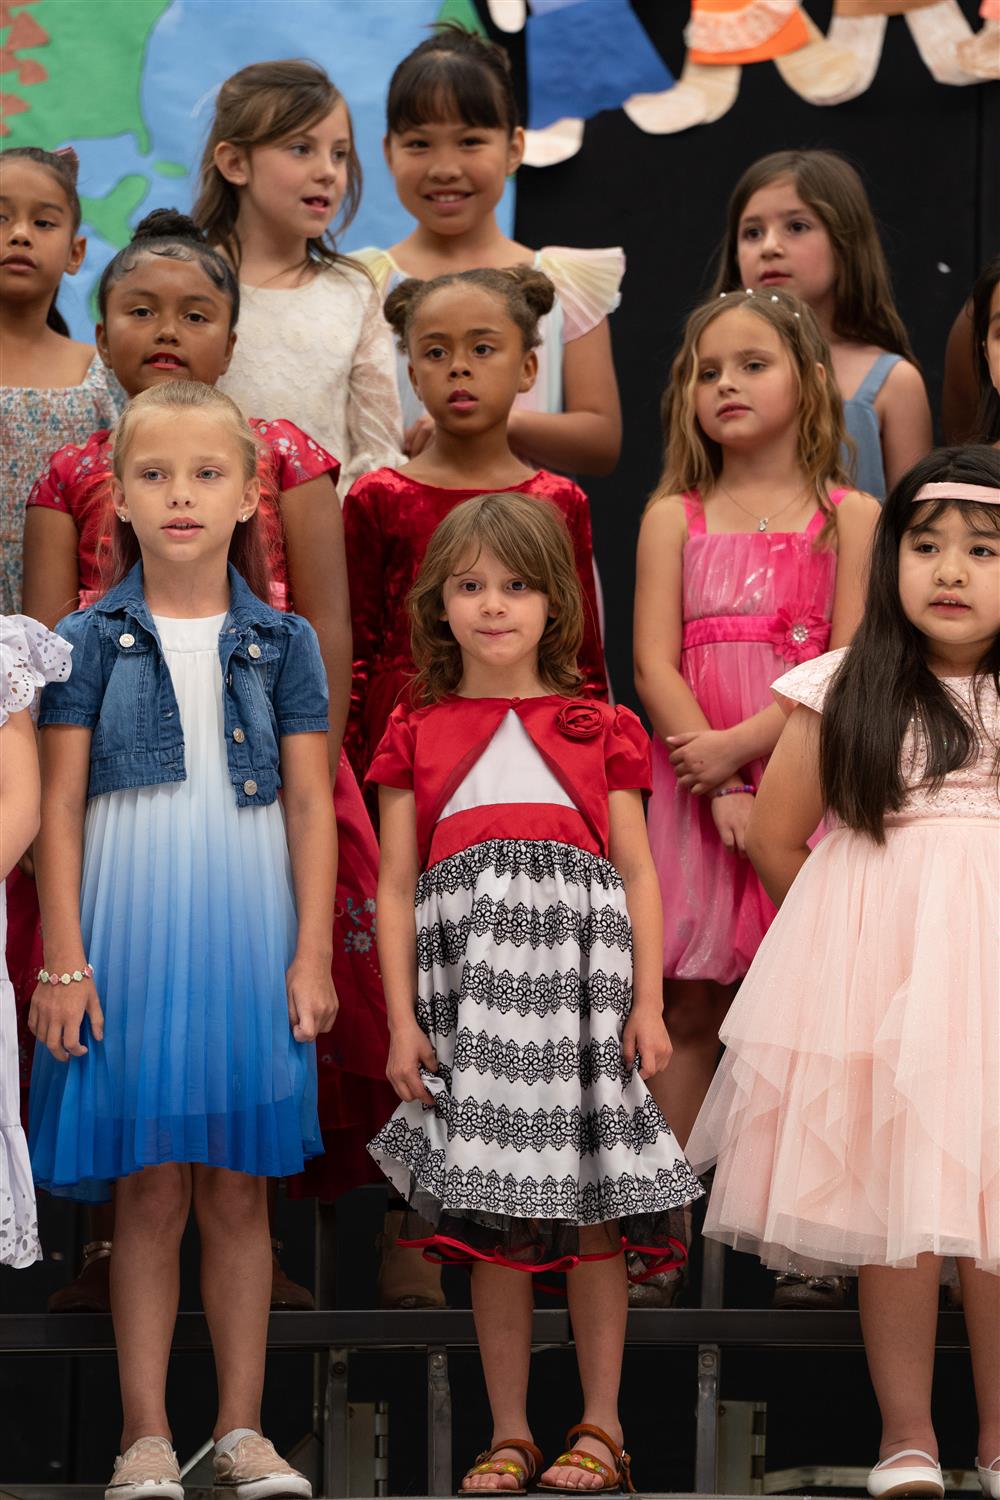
[38, 963, 94, 987]
[711, 783, 756, 799]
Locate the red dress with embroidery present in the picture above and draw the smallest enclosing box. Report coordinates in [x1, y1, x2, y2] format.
[342, 468, 608, 783]
[365, 694, 702, 1275]
[16, 420, 395, 1195]
[648, 489, 844, 985]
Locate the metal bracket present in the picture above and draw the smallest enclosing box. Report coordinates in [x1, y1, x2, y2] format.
[694, 1342, 720, 1494]
[323, 1346, 349, 1498]
[427, 1344, 452, 1496]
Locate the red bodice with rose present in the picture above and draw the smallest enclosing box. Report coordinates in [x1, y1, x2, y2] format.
[366, 694, 650, 871]
[342, 467, 608, 783]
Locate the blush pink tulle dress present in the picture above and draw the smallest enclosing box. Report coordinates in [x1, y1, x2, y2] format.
[648, 490, 843, 985]
[687, 649, 1000, 1275]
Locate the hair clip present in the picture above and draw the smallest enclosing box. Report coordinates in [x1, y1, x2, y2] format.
[745, 287, 755, 296]
[54, 144, 80, 181]
[719, 291, 728, 298]
[770, 294, 780, 302]
[793, 311, 801, 319]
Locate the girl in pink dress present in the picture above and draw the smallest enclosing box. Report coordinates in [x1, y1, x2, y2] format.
[687, 446, 1000, 1500]
[368, 491, 700, 1493]
[634, 290, 879, 1153]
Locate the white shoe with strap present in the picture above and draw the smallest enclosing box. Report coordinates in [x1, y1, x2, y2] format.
[106, 1436, 183, 1500]
[978, 1457, 1000, 1499]
[867, 1450, 944, 1499]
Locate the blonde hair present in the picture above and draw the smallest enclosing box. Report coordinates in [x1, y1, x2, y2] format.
[654, 290, 849, 543]
[105, 381, 271, 600]
[193, 59, 361, 273]
[409, 492, 584, 704]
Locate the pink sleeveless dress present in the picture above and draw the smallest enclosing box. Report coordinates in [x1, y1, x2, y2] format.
[648, 490, 843, 985]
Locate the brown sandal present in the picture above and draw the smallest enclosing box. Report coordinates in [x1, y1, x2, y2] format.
[460, 1439, 544, 1495]
[537, 1424, 636, 1494]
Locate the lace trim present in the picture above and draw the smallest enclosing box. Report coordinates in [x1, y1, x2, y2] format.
[685, 0, 800, 53]
[0, 614, 72, 725]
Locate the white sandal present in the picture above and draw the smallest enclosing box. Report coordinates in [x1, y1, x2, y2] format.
[978, 1457, 1000, 1500]
[867, 1450, 944, 1499]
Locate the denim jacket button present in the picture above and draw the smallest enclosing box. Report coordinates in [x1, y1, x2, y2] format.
[247, 643, 262, 659]
[232, 727, 246, 744]
[243, 779, 258, 796]
[118, 633, 135, 648]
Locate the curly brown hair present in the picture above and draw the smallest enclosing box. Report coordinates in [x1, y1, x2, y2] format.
[408, 492, 584, 704]
[383, 265, 555, 354]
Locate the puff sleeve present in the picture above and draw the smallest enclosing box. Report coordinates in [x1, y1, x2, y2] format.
[604, 705, 652, 794]
[253, 418, 341, 492]
[0, 614, 72, 726]
[366, 703, 416, 791]
[535, 246, 625, 343]
[772, 647, 849, 714]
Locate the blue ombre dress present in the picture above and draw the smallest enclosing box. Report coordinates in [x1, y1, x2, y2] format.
[29, 613, 321, 1201]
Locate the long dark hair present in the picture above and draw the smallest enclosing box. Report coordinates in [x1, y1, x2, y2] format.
[970, 252, 1000, 445]
[821, 446, 1000, 842]
[710, 150, 917, 362]
[96, 208, 240, 330]
[0, 145, 81, 336]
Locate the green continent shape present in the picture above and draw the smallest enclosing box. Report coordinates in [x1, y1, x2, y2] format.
[1, 0, 171, 152]
[80, 173, 150, 248]
[435, 0, 486, 33]
[154, 161, 187, 179]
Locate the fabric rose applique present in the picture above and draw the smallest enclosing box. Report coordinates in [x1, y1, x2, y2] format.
[770, 607, 830, 665]
[555, 701, 603, 740]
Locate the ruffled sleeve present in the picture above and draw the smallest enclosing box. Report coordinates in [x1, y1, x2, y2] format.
[366, 703, 416, 792]
[0, 614, 72, 726]
[604, 705, 652, 794]
[346, 246, 397, 300]
[250, 417, 341, 492]
[772, 646, 849, 714]
[535, 246, 625, 343]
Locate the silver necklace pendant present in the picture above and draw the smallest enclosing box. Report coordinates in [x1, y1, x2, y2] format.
[757, 517, 768, 532]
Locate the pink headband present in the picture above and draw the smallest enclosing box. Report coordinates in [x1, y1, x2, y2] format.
[912, 481, 1000, 506]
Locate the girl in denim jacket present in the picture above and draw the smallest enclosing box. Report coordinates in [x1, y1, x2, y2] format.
[28, 382, 335, 1500]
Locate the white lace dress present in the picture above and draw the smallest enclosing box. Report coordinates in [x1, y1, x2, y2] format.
[0, 615, 72, 1265]
[217, 261, 404, 493]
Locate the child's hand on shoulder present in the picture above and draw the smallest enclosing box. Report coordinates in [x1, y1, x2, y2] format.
[711, 788, 754, 855]
[622, 1005, 672, 1082]
[28, 968, 104, 1063]
[386, 1021, 439, 1106]
[286, 955, 338, 1042]
[403, 414, 435, 459]
[667, 728, 743, 794]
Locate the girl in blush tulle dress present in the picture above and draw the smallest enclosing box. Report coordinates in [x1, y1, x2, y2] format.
[0, 615, 71, 1267]
[687, 446, 1000, 1500]
[368, 492, 701, 1493]
[634, 289, 878, 1151]
[28, 383, 335, 1498]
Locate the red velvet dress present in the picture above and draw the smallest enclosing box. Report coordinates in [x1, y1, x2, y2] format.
[342, 468, 608, 784]
[365, 694, 702, 1275]
[15, 420, 395, 1195]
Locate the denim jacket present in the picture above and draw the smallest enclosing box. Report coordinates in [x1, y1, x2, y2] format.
[38, 563, 328, 806]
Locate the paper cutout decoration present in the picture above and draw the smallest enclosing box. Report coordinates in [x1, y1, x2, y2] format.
[681, 0, 866, 113]
[955, 0, 1000, 78]
[825, 0, 983, 97]
[486, 0, 710, 164]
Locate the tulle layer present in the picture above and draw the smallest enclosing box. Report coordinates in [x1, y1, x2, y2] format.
[687, 820, 1000, 1274]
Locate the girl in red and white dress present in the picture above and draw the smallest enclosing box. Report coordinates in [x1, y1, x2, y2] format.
[367, 491, 701, 1494]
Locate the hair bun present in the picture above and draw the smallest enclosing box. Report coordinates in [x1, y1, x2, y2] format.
[504, 265, 556, 320]
[132, 207, 205, 244]
[383, 277, 424, 339]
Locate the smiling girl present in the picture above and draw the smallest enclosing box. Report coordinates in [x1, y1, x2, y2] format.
[712, 150, 931, 500]
[193, 59, 403, 488]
